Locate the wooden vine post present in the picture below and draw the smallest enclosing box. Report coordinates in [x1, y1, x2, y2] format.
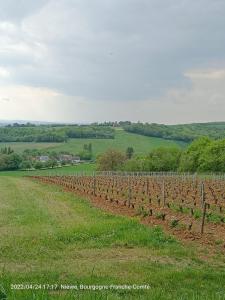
[162, 179, 166, 207]
[146, 177, 149, 196]
[201, 202, 207, 234]
[93, 174, 96, 196]
[201, 182, 205, 208]
[128, 176, 132, 207]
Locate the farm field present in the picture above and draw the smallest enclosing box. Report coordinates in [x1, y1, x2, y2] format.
[0, 129, 187, 157]
[1, 176, 225, 299]
[35, 173, 225, 246]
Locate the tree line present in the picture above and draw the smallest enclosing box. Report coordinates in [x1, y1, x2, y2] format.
[123, 122, 225, 142]
[0, 125, 115, 143]
[97, 137, 225, 173]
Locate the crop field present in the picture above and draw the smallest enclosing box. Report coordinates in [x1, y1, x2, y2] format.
[33, 173, 225, 245]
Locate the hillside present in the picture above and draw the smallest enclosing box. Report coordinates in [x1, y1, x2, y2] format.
[123, 122, 225, 142]
[0, 124, 114, 142]
[0, 129, 186, 158]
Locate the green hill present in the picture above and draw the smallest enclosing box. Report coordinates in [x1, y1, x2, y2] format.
[0, 129, 186, 157]
[123, 122, 225, 142]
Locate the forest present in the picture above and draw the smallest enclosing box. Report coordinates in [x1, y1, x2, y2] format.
[123, 122, 225, 142]
[0, 124, 115, 142]
[1, 121, 225, 143]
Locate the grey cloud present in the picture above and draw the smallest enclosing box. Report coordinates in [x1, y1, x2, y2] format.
[0, 0, 225, 101]
[0, 0, 48, 22]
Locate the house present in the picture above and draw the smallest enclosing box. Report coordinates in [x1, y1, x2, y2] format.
[58, 154, 80, 163]
[37, 155, 49, 162]
[72, 156, 81, 163]
[58, 154, 73, 162]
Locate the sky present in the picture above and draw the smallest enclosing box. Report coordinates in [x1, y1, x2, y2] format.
[0, 0, 225, 124]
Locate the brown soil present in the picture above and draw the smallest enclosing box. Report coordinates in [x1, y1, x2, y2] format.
[32, 177, 225, 257]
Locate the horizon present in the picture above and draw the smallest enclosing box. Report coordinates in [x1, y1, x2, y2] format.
[0, 118, 225, 126]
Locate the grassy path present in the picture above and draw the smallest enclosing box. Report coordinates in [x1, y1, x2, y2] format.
[0, 177, 225, 299]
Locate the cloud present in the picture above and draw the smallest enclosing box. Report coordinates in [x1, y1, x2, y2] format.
[0, 1, 48, 22]
[0, 66, 224, 124]
[0, 97, 11, 102]
[185, 69, 225, 80]
[0, 0, 225, 122]
[0, 85, 66, 121]
[0, 67, 10, 78]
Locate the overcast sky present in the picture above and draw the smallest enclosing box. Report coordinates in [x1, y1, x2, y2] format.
[0, 0, 225, 124]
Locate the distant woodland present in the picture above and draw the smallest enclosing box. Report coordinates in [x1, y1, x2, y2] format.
[0, 124, 115, 142]
[1, 121, 225, 143]
[123, 122, 225, 142]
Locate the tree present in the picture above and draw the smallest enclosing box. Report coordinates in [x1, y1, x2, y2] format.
[97, 149, 126, 171]
[179, 137, 211, 172]
[0, 153, 22, 171]
[198, 139, 225, 172]
[144, 147, 181, 172]
[0, 155, 7, 171]
[126, 147, 134, 159]
[80, 143, 93, 160]
[83, 143, 92, 152]
[0, 147, 14, 154]
[45, 159, 58, 168]
[88, 143, 92, 153]
[79, 151, 92, 160]
[61, 160, 67, 166]
[123, 158, 142, 171]
[19, 160, 33, 170]
[34, 161, 43, 169]
[83, 144, 88, 151]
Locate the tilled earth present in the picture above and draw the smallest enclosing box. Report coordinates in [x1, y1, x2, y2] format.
[32, 176, 225, 256]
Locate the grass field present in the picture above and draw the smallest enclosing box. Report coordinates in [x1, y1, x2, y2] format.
[0, 163, 96, 177]
[0, 142, 60, 153]
[0, 129, 187, 157]
[0, 176, 225, 299]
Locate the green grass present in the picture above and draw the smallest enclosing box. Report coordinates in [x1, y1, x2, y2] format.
[0, 163, 96, 177]
[0, 176, 225, 299]
[0, 129, 187, 157]
[0, 142, 60, 153]
[0, 129, 186, 178]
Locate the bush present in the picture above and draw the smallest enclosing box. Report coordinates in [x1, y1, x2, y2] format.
[19, 160, 33, 170]
[0, 153, 22, 171]
[97, 149, 126, 171]
[34, 161, 44, 169]
[79, 151, 92, 160]
[45, 159, 58, 168]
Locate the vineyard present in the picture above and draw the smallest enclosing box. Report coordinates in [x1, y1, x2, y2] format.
[31, 172, 225, 245]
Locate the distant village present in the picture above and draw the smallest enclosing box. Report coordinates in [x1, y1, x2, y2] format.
[25, 152, 85, 170]
[0, 144, 92, 171]
[36, 154, 81, 164]
[20, 143, 93, 170]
